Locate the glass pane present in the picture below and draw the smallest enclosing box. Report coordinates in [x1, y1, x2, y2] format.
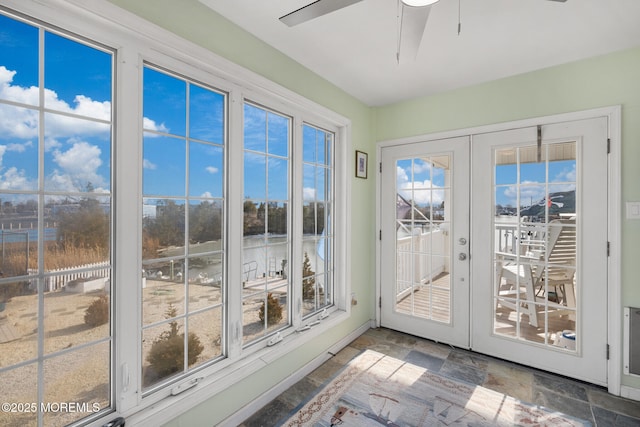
[46, 195, 110, 272]
[188, 200, 223, 253]
[143, 134, 186, 197]
[45, 32, 112, 120]
[495, 148, 517, 185]
[0, 363, 38, 426]
[142, 260, 185, 325]
[188, 308, 223, 367]
[315, 167, 326, 200]
[548, 184, 576, 218]
[267, 157, 288, 200]
[143, 67, 186, 136]
[142, 317, 187, 388]
[303, 164, 315, 201]
[189, 84, 224, 143]
[267, 287, 288, 333]
[189, 142, 223, 198]
[244, 152, 266, 199]
[302, 125, 316, 163]
[493, 142, 579, 348]
[519, 185, 546, 219]
[0, 106, 38, 190]
[430, 156, 448, 187]
[244, 104, 266, 152]
[317, 132, 327, 165]
[44, 113, 111, 192]
[549, 156, 576, 184]
[0, 15, 38, 103]
[0, 280, 38, 368]
[43, 342, 110, 426]
[188, 254, 223, 311]
[267, 112, 289, 157]
[0, 195, 39, 278]
[267, 202, 287, 237]
[394, 156, 451, 324]
[244, 200, 266, 239]
[44, 275, 110, 354]
[142, 198, 185, 260]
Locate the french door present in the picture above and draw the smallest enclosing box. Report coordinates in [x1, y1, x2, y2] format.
[380, 117, 609, 385]
[380, 136, 470, 348]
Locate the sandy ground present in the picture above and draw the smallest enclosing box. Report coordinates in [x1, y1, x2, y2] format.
[0, 276, 287, 427]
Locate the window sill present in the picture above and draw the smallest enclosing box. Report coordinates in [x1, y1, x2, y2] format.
[115, 309, 350, 427]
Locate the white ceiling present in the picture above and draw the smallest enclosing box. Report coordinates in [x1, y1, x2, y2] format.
[199, 0, 640, 106]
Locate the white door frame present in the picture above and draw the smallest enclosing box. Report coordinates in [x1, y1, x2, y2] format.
[375, 105, 621, 395]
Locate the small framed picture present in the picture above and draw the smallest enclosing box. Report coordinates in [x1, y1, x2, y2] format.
[355, 150, 368, 179]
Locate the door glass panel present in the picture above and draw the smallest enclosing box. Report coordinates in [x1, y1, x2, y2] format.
[493, 142, 577, 350]
[395, 156, 451, 324]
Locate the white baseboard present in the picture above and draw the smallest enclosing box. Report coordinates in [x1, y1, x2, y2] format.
[221, 321, 372, 426]
[620, 385, 640, 402]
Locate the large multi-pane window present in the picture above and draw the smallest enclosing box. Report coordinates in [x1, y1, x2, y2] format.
[0, 12, 113, 427]
[141, 65, 226, 390]
[242, 103, 291, 345]
[1, 3, 346, 426]
[302, 125, 334, 317]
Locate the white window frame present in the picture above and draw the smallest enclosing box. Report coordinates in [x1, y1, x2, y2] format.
[1, 1, 352, 426]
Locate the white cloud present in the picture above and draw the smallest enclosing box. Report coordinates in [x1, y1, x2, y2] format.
[200, 191, 213, 198]
[0, 66, 111, 139]
[0, 166, 30, 190]
[143, 117, 169, 133]
[0, 66, 164, 140]
[205, 166, 219, 174]
[500, 163, 577, 207]
[143, 159, 157, 170]
[0, 141, 37, 190]
[303, 187, 316, 200]
[47, 141, 107, 192]
[396, 165, 444, 205]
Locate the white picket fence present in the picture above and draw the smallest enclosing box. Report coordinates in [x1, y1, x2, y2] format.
[29, 261, 111, 292]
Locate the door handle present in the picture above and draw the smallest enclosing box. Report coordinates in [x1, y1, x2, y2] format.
[458, 253, 467, 261]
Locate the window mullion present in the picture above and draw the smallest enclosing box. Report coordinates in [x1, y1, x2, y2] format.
[226, 88, 245, 359]
[115, 46, 144, 413]
[290, 117, 304, 327]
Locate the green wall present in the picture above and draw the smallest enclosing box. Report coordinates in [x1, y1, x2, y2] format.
[375, 46, 640, 389]
[108, 0, 640, 422]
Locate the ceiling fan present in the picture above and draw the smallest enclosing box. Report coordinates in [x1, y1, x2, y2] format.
[280, 0, 567, 63]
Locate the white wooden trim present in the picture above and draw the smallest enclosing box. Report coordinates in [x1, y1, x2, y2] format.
[620, 385, 640, 402]
[122, 311, 354, 427]
[607, 105, 622, 396]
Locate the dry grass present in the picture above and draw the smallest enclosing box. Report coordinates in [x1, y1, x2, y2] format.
[2, 242, 108, 275]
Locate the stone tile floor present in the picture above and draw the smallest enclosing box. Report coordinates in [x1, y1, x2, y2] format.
[241, 328, 640, 426]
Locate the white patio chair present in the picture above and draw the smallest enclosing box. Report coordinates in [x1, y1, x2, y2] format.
[495, 219, 576, 328]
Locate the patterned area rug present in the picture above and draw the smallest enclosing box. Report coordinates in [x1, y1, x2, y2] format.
[282, 350, 591, 427]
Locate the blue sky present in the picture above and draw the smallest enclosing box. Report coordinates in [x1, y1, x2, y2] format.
[0, 14, 112, 197]
[495, 158, 576, 207]
[0, 12, 335, 213]
[394, 153, 576, 210]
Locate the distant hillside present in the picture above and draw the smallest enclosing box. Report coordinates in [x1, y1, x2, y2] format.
[520, 190, 575, 218]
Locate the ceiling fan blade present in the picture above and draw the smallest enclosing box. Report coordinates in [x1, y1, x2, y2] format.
[397, 4, 431, 64]
[280, 0, 364, 27]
